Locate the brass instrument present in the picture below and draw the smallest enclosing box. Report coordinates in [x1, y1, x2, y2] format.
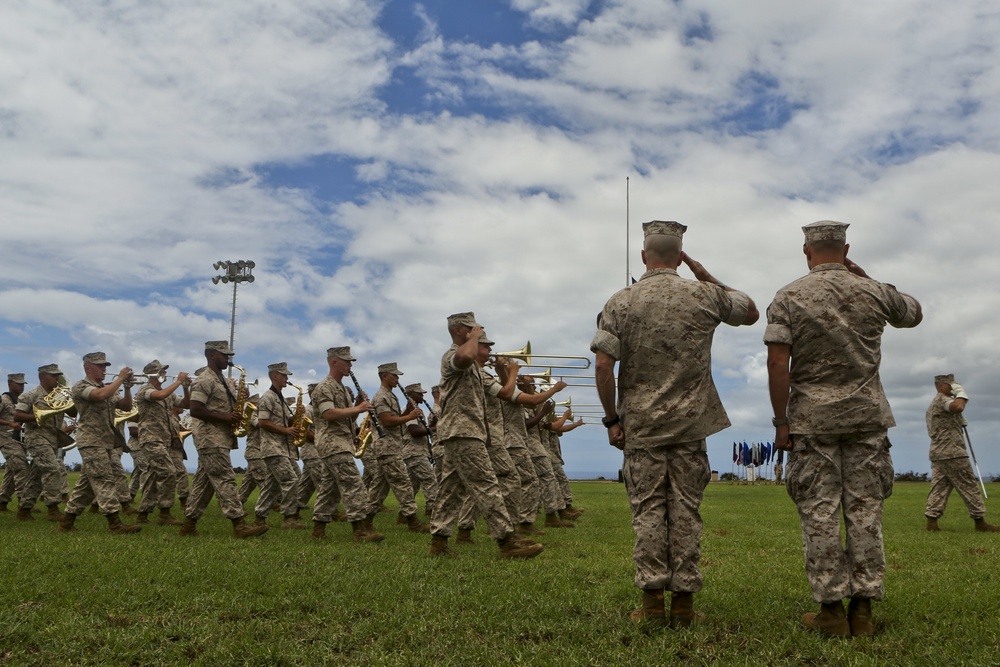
[114, 406, 138, 427]
[491, 341, 592, 370]
[354, 413, 373, 458]
[288, 382, 310, 448]
[230, 363, 251, 437]
[178, 413, 193, 443]
[33, 385, 75, 426]
[522, 368, 597, 388]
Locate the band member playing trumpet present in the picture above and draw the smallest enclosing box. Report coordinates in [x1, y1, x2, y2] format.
[366, 362, 429, 533]
[180, 341, 268, 539]
[14, 365, 75, 521]
[256, 362, 306, 530]
[134, 360, 190, 525]
[60, 352, 142, 534]
[310, 346, 384, 542]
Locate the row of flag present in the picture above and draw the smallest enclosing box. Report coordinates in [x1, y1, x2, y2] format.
[732, 441, 784, 467]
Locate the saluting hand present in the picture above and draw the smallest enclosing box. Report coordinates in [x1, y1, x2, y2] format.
[467, 325, 485, 342]
[845, 258, 869, 279]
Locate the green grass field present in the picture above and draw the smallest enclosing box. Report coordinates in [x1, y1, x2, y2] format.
[2, 479, 999, 666]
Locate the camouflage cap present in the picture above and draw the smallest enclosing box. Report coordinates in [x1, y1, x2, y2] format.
[404, 383, 426, 395]
[447, 312, 482, 328]
[143, 359, 169, 375]
[378, 362, 404, 376]
[205, 340, 235, 355]
[327, 346, 357, 361]
[38, 364, 63, 375]
[642, 220, 687, 238]
[802, 220, 849, 243]
[82, 352, 112, 366]
[7, 373, 26, 384]
[268, 362, 293, 376]
[478, 331, 496, 346]
[934, 373, 956, 384]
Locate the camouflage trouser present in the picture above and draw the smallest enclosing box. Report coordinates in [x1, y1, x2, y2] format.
[487, 440, 522, 529]
[532, 454, 565, 515]
[238, 459, 262, 503]
[137, 443, 177, 512]
[185, 449, 246, 521]
[111, 449, 131, 503]
[66, 447, 124, 515]
[507, 447, 539, 523]
[546, 443, 573, 505]
[0, 439, 37, 507]
[298, 458, 334, 509]
[255, 455, 300, 518]
[786, 431, 893, 603]
[926, 457, 985, 520]
[366, 453, 418, 517]
[361, 450, 382, 491]
[315, 452, 368, 523]
[25, 440, 64, 507]
[129, 448, 148, 498]
[431, 437, 513, 540]
[404, 454, 438, 510]
[170, 448, 189, 501]
[774, 463, 784, 484]
[431, 442, 444, 481]
[623, 440, 710, 592]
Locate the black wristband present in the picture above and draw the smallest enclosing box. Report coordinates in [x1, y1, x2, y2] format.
[601, 415, 620, 428]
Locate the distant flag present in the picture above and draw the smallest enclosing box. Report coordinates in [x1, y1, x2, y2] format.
[732, 442, 738, 463]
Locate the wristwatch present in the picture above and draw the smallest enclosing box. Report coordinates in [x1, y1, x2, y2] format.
[602, 415, 620, 428]
[771, 417, 788, 427]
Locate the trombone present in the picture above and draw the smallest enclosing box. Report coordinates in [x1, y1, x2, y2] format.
[491, 341, 592, 370]
[520, 368, 598, 388]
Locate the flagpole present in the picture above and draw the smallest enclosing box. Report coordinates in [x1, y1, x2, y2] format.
[625, 176, 630, 287]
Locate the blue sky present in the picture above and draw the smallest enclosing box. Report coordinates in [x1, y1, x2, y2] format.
[2, 0, 1000, 477]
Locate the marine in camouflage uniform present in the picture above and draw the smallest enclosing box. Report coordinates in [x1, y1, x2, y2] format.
[169, 406, 190, 507]
[500, 396, 541, 531]
[61, 352, 142, 534]
[133, 360, 190, 525]
[520, 383, 572, 528]
[765, 220, 921, 637]
[297, 398, 342, 519]
[544, 410, 585, 518]
[239, 396, 275, 509]
[0, 373, 37, 517]
[255, 362, 306, 529]
[592, 220, 758, 628]
[14, 366, 74, 521]
[365, 362, 428, 532]
[924, 374, 998, 532]
[180, 341, 267, 539]
[428, 313, 544, 559]
[401, 383, 438, 518]
[310, 346, 383, 542]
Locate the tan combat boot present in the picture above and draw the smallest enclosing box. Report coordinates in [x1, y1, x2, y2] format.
[121, 500, 136, 515]
[669, 592, 699, 629]
[628, 588, 666, 625]
[311, 520, 327, 540]
[178, 517, 200, 536]
[232, 517, 269, 538]
[406, 513, 431, 534]
[544, 513, 574, 528]
[428, 534, 455, 557]
[16, 506, 34, 521]
[351, 520, 385, 543]
[847, 598, 874, 637]
[46, 504, 65, 522]
[396, 511, 409, 525]
[57, 512, 79, 533]
[156, 508, 183, 526]
[135, 511, 150, 524]
[456, 528, 475, 544]
[281, 515, 308, 530]
[926, 516, 941, 532]
[498, 532, 544, 559]
[107, 511, 142, 534]
[802, 601, 851, 637]
[559, 508, 582, 521]
[974, 517, 1000, 532]
[253, 514, 268, 527]
[517, 522, 545, 536]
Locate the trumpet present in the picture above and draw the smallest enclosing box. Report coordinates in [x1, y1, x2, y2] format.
[490, 341, 592, 370]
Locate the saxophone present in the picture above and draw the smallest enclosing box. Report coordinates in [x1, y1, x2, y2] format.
[288, 382, 310, 447]
[230, 364, 251, 437]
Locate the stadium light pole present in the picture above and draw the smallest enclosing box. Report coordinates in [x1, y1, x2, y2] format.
[212, 260, 256, 377]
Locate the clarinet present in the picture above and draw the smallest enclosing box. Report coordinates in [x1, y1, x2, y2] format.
[348, 371, 386, 438]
